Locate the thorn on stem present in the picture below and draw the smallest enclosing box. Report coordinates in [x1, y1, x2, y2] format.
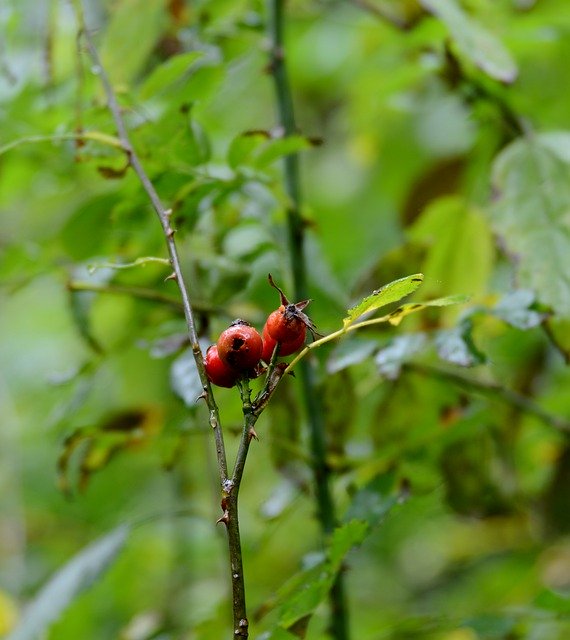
[216, 510, 230, 526]
[164, 272, 177, 282]
[166, 226, 176, 239]
[196, 390, 208, 403]
[248, 427, 259, 442]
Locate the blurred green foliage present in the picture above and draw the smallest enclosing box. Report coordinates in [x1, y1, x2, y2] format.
[1, 0, 570, 638]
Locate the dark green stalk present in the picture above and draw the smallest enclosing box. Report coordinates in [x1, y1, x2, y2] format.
[267, 0, 306, 299]
[267, 2, 349, 638]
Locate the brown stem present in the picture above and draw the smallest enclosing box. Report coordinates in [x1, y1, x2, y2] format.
[220, 378, 260, 639]
[75, 13, 229, 484]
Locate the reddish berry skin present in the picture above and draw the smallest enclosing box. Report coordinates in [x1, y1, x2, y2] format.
[261, 322, 306, 362]
[204, 345, 239, 388]
[266, 305, 306, 343]
[217, 320, 263, 371]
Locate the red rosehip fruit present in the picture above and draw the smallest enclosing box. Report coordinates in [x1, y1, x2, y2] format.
[216, 319, 263, 372]
[261, 322, 306, 362]
[265, 274, 320, 343]
[204, 345, 239, 388]
[265, 305, 307, 343]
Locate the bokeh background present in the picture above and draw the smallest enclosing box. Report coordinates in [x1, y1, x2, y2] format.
[1, 0, 570, 638]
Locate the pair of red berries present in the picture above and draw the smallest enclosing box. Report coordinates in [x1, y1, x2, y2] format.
[204, 277, 316, 388]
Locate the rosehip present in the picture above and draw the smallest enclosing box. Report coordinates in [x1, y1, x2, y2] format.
[261, 322, 306, 362]
[265, 305, 306, 343]
[204, 345, 239, 388]
[216, 319, 263, 372]
[265, 274, 319, 342]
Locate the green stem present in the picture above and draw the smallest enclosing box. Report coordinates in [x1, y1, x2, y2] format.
[267, 0, 306, 298]
[267, 2, 349, 638]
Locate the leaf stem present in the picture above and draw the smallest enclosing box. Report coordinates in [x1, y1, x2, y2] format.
[267, 2, 349, 637]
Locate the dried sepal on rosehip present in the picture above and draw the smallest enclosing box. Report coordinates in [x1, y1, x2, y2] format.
[204, 345, 239, 388]
[216, 319, 263, 372]
[261, 322, 306, 363]
[265, 274, 319, 343]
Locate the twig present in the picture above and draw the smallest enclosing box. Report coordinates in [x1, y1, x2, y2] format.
[218, 379, 261, 639]
[74, 10, 228, 482]
[267, 2, 350, 638]
[404, 362, 570, 436]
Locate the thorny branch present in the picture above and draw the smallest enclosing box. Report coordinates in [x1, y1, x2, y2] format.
[72, 6, 261, 636]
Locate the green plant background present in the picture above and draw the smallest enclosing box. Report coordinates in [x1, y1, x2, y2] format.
[1, 0, 570, 638]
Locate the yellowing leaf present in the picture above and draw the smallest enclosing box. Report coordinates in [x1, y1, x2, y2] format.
[387, 295, 469, 326]
[0, 591, 18, 635]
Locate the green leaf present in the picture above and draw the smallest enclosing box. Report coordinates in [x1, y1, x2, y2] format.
[322, 371, 355, 456]
[492, 290, 547, 330]
[326, 337, 378, 374]
[420, 0, 517, 82]
[67, 266, 114, 354]
[253, 135, 315, 169]
[227, 131, 270, 169]
[139, 52, 203, 99]
[266, 384, 303, 480]
[387, 295, 469, 327]
[61, 194, 116, 261]
[258, 630, 299, 640]
[274, 521, 370, 631]
[490, 133, 570, 317]
[375, 333, 428, 379]
[409, 196, 494, 301]
[344, 472, 400, 528]
[227, 132, 315, 170]
[99, 0, 168, 86]
[328, 520, 369, 569]
[68, 287, 104, 355]
[170, 347, 205, 408]
[545, 317, 570, 362]
[535, 589, 570, 615]
[344, 274, 424, 328]
[435, 319, 485, 367]
[279, 562, 334, 629]
[7, 526, 130, 640]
